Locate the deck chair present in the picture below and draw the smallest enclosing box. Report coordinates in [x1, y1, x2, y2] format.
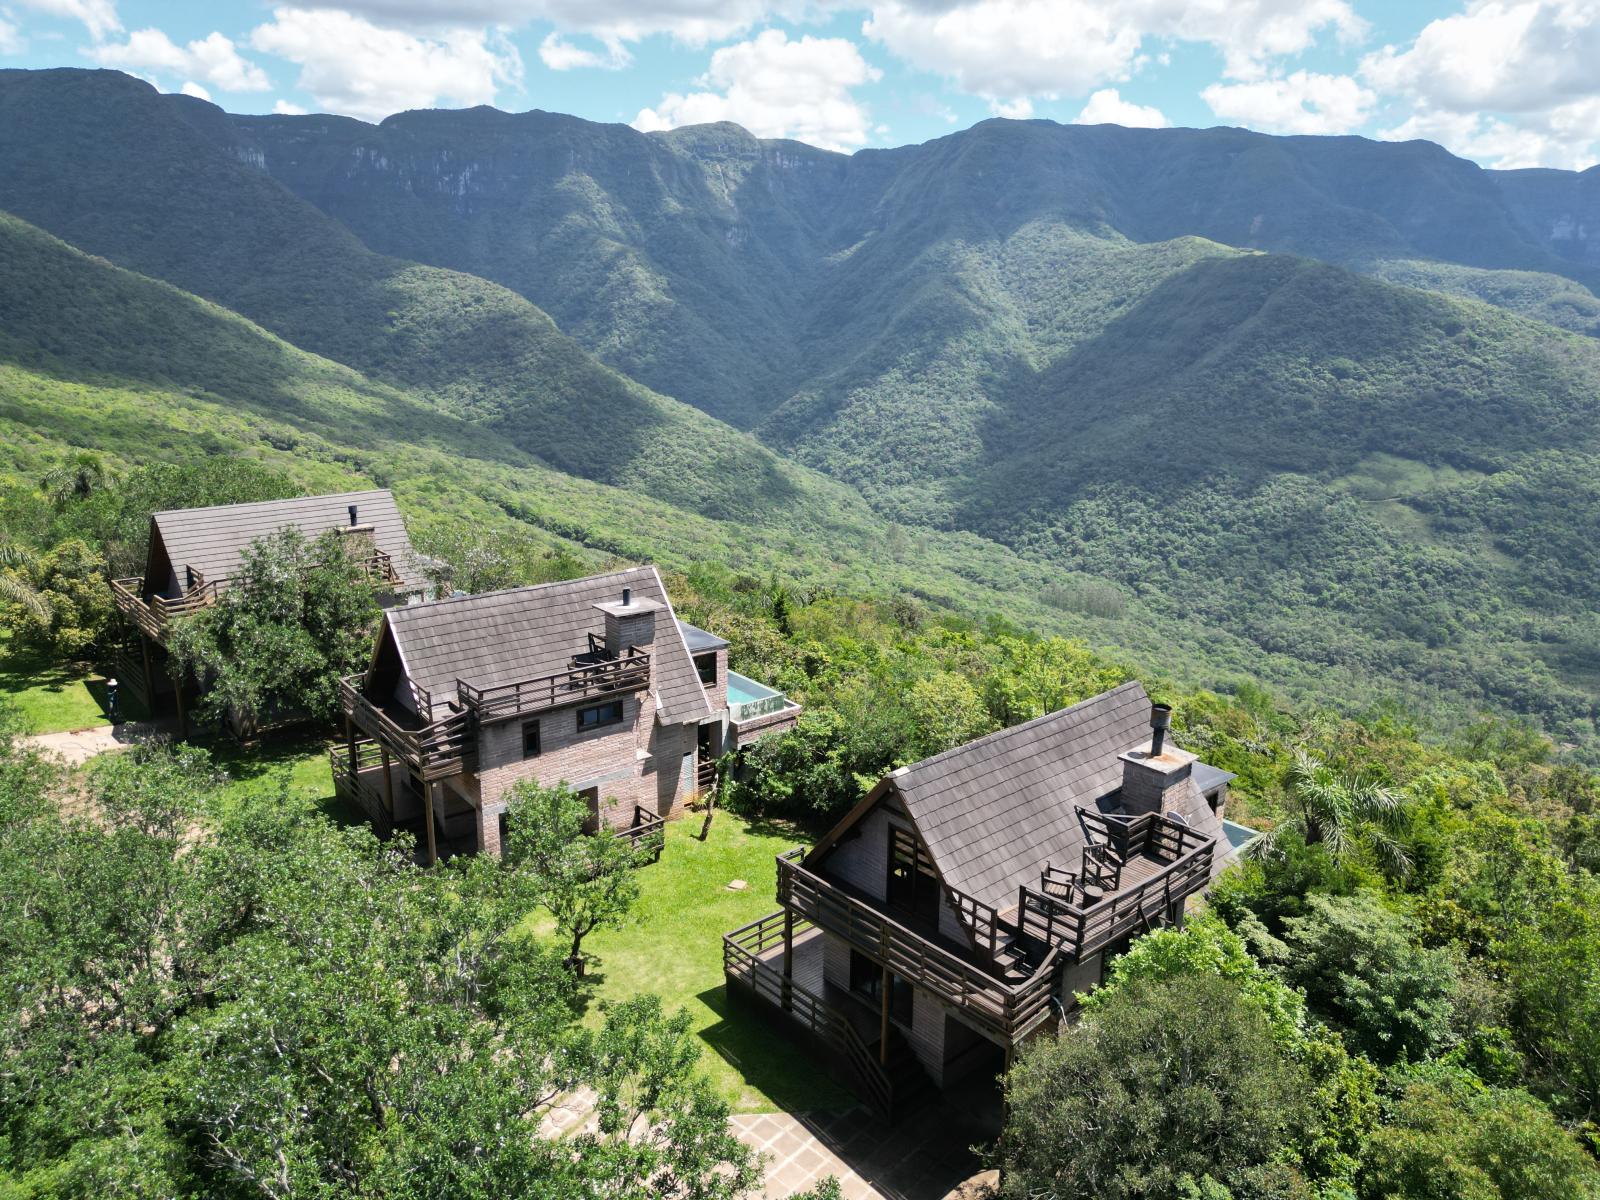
[1081, 842, 1124, 895]
[1039, 863, 1079, 905]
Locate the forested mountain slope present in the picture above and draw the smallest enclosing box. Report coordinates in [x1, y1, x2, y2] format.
[3, 67, 1598, 749]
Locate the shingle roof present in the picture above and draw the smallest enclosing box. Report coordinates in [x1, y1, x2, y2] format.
[891, 681, 1222, 908]
[677, 620, 729, 653]
[380, 566, 712, 724]
[151, 489, 419, 589]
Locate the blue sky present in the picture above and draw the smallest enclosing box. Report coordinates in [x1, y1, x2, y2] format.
[3, 0, 1597, 169]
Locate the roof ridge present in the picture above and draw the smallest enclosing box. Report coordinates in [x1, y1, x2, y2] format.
[388, 564, 655, 618]
[153, 487, 392, 519]
[898, 679, 1147, 784]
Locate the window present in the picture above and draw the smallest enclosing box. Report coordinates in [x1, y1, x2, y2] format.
[576, 699, 624, 733]
[849, 950, 913, 1024]
[886, 826, 941, 925]
[695, 652, 718, 687]
[522, 720, 541, 759]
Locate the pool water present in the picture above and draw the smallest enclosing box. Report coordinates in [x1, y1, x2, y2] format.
[1223, 819, 1260, 851]
[726, 671, 779, 706]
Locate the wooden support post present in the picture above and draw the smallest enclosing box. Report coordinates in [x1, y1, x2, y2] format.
[380, 746, 395, 817]
[879, 963, 892, 1066]
[138, 635, 154, 711]
[424, 781, 437, 867]
[346, 717, 357, 777]
[780, 909, 795, 1013]
[171, 662, 188, 740]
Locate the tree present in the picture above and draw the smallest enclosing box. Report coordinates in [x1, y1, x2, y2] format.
[0, 538, 113, 657]
[906, 670, 993, 758]
[1360, 1070, 1600, 1200]
[502, 780, 641, 976]
[997, 976, 1313, 1200]
[1256, 750, 1411, 877]
[700, 750, 736, 841]
[167, 527, 380, 735]
[40, 451, 108, 509]
[1280, 893, 1458, 1065]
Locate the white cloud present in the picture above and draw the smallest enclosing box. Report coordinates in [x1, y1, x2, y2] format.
[990, 96, 1032, 119]
[633, 29, 880, 152]
[1073, 86, 1168, 127]
[1202, 70, 1375, 134]
[89, 29, 271, 92]
[1360, 1, 1600, 169]
[538, 31, 629, 70]
[14, 0, 119, 41]
[861, 0, 1363, 110]
[285, 0, 785, 47]
[0, 18, 23, 54]
[179, 80, 210, 100]
[250, 7, 522, 122]
[273, 98, 307, 115]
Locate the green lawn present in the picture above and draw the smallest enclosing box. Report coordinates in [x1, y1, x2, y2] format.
[0, 631, 136, 733]
[574, 813, 853, 1115]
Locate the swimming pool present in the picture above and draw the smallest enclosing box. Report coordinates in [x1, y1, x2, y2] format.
[1223, 819, 1260, 852]
[726, 671, 789, 721]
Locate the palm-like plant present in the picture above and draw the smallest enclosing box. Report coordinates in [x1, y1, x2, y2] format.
[1253, 749, 1411, 877]
[0, 542, 49, 626]
[40, 451, 107, 508]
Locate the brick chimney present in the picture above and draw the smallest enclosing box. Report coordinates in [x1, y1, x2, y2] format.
[1118, 703, 1199, 816]
[592, 586, 665, 657]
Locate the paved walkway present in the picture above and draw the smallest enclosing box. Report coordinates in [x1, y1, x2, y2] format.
[23, 719, 179, 765]
[733, 1104, 996, 1199]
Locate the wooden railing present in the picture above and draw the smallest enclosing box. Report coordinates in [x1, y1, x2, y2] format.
[455, 647, 651, 724]
[945, 884, 1005, 961]
[339, 676, 474, 781]
[352, 546, 405, 588]
[778, 852, 1060, 1044]
[620, 804, 665, 863]
[110, 576, 220, 641]
[1015, 826, 1214, 963]
[329, 739, 395, 836]
[723, 912, 894, 1117]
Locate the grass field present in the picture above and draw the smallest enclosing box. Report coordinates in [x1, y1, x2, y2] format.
[0, 632, 128, 734]
[568, 813, 852, 1115]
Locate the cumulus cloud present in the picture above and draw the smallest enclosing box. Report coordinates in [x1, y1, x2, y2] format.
[180, 80, 211, 100]
[273, 98, 307, 114]
[89, 29, 271, 92]
[250, 7, 522, 122]
[0, 18, 23, 54]
[1073, 87, 1168, 127]
[633, 29, 880, 152]
[862, 0, 1362, 111]
[990, 96, 1032, 118]
[1361, 0, 1600, 168]
[538, 31, 630, 70]
[14, 0, 119, 40]
[1202, 70, 1375, 134]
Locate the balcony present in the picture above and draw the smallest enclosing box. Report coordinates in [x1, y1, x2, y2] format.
[110, 576, 220, 643]
[454, 645, 651, 724]
[338, 677, 475, 782]
[776, 851, 1061, 1045]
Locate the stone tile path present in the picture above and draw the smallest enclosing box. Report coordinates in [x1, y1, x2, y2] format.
[23, 719, 178, 765]
[733, 1104, 996, 1199]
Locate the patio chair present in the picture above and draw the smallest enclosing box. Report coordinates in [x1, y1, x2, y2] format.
[1039, 863, 1079, 905]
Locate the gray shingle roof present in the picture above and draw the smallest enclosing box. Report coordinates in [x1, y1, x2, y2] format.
[893, 681, 1222, 909]
[380, 566, 712, 724]
[151, 489, 419, 590]
[677, 620, 729, 653]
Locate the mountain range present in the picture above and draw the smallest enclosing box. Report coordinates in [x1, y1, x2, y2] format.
[1, 67, 1597, 749]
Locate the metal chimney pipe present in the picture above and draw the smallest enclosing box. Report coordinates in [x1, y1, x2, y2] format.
[621, 586, 632, 607]
[348, 504, 358, 526]
[1149, 703, 1172, 757]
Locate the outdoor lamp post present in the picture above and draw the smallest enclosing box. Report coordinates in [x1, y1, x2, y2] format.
[106, 677, 120, 726]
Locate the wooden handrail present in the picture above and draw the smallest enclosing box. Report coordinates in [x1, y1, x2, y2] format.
[455, 647, 651, 724]
[724, 912, 894, 1117]
[339, 676, 474, 781]
[778, 854, 1060, 1043]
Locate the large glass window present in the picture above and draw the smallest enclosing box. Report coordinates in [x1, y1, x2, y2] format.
[576, 699, 624, 732]
[886, 826, 942, 925]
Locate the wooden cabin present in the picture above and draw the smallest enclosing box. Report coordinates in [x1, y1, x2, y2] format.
[109, 489, 425, 723]
[334, 566, 800, 863]
[722, 681, 1233, 1121]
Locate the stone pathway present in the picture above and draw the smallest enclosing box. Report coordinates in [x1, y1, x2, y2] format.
[732, 1105, 996, 1199]
[23, 718, 179, 765]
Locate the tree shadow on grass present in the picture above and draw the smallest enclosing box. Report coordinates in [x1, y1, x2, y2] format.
[693, 983, 853, 1114]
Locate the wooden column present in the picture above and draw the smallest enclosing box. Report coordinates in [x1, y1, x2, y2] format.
[138, 635, 154, 711]
[380, 746, 395, 818]
[171, 661, 188, 740]
[879, 963, 892, 1065]
[780, 909, 795, 1013]
[345, 716, 357, 776]
[423, 781, 437, 867]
